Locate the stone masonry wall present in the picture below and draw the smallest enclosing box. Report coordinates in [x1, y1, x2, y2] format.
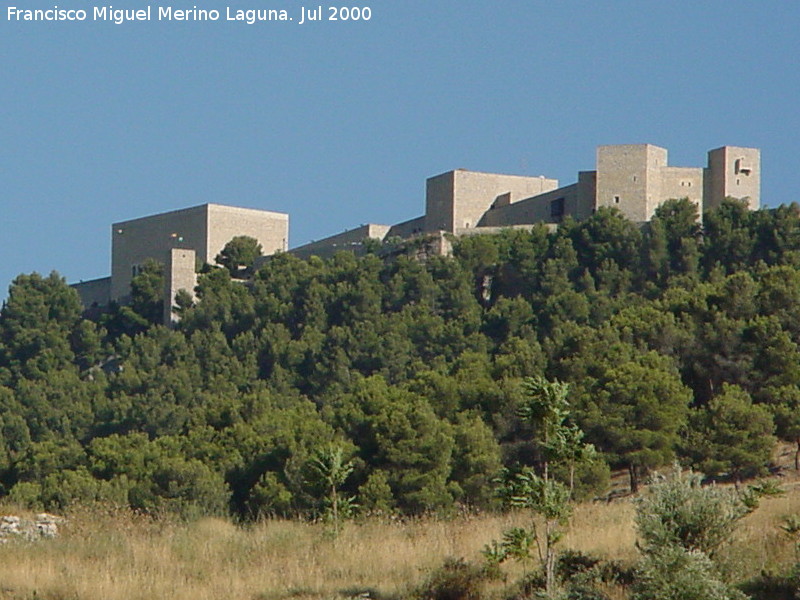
[111, 205, 208, 302]
[478, 184, 579, 226]
[290, 223, 390, 259]
[450, 170, 559, 232]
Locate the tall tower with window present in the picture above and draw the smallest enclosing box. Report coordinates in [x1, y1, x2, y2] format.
[705, 146, 761, 211]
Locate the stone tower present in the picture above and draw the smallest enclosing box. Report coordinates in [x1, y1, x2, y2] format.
[595, 144, 668, 222]
[705, 146, 761, 211]
[163, 248, 197, 326]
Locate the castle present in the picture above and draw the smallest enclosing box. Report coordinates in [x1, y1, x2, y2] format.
[72, 144, 760, 323]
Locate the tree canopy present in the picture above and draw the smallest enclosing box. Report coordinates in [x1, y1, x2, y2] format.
[2, 200, 800, 516]
[215, 235, 263, 277]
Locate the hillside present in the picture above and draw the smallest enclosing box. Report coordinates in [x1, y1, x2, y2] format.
[2, 198, 800, 519]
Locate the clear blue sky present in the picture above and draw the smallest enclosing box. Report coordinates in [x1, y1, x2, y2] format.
[1, 1, 798, 299]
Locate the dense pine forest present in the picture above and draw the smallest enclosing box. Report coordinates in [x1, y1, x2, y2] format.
[2, 198, 799, 520]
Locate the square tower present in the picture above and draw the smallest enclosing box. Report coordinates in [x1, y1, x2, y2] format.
[596, 144, 668, 222]
[163, 248, 197, 326]
[705, 146, 761, 211]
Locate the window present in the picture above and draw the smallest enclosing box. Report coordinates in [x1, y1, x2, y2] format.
[735, 158, 752, 175]
[550, 197, 565, 221]
[614, 196, 621, 204]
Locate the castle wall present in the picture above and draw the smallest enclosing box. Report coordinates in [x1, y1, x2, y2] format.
[424, 170, 558, 233]
[111, 205, 208, 302]
[451, 170, 559, 231]
[289, 223, 390, 259]
[386, 215, 425, 239]
[575, 171, 597, 220]
[478, 184, 579, 226]
[72, 277, 111, 308]
[111, 203, 288, 302]
[206, 203, 288, 262]
[660, 167, 704, 212]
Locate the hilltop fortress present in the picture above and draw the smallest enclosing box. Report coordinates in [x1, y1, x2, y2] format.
[73, 144, 760, 323]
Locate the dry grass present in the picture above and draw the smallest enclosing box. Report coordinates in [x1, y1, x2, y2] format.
[723, 479, 800, 576]
[0, 481, 797, 600]
[0, 502, 635, 600]
[563, 499, 638, 563]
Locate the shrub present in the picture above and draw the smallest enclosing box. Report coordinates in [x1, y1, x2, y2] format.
[633, 545, 747, 600]
[633, 467, 749, 600]
[557, 550, 629, 600]
[415, 558, 494, 600]
[739, 567, 800, 600]
[635, 468, 747, 558]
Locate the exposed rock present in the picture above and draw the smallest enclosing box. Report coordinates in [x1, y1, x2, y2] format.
[0, 513, 64, 543]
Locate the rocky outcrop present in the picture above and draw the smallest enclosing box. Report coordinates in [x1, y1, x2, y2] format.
[0, 513, 64, 543]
